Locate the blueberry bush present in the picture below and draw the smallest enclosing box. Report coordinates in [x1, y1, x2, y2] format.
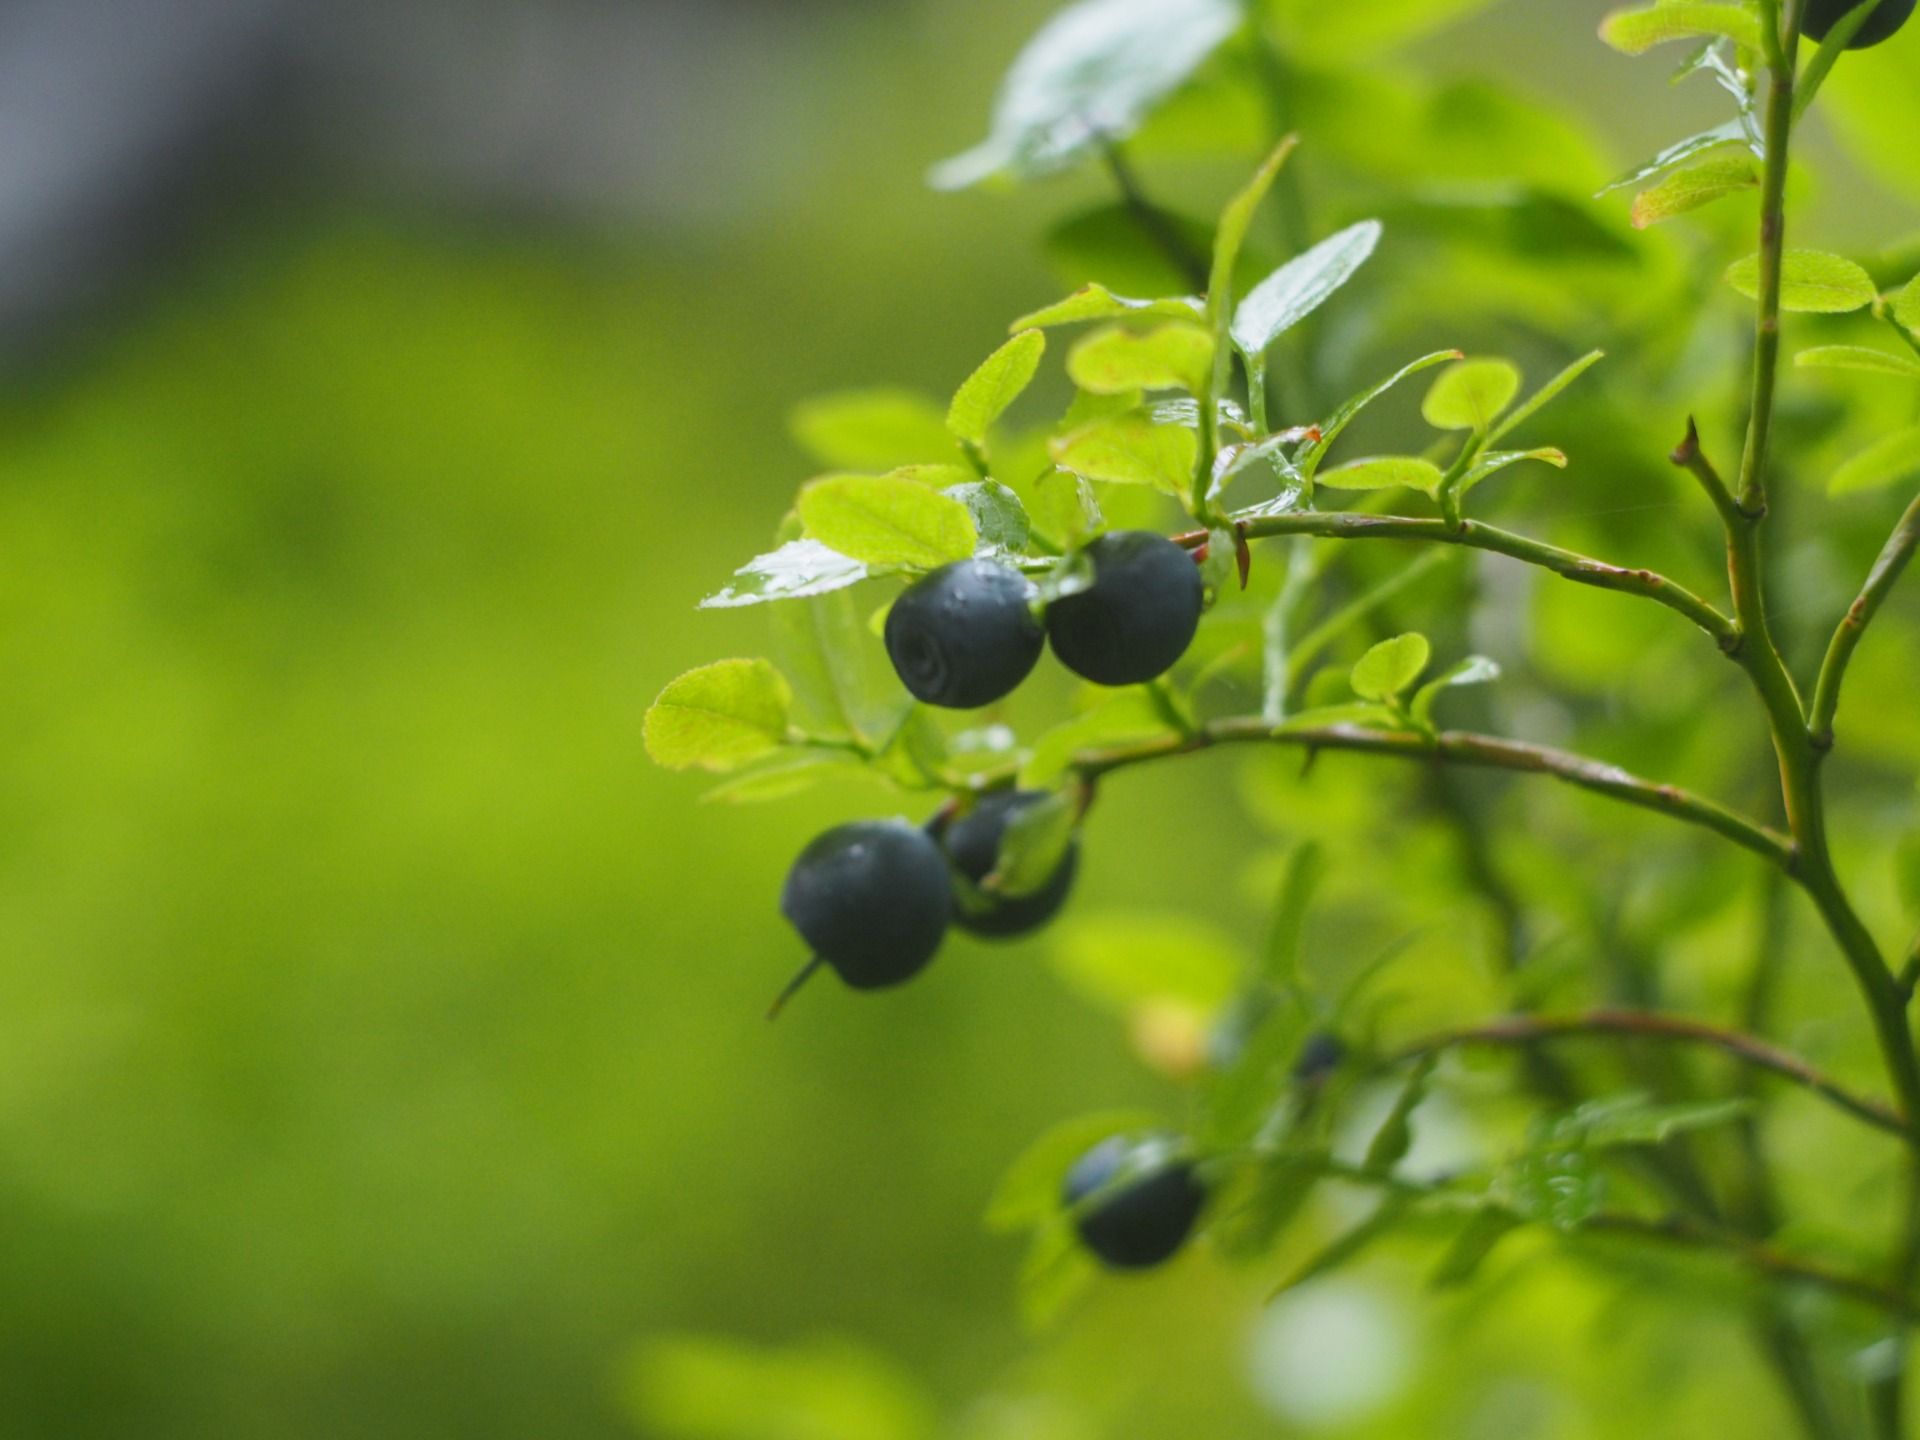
[644, 1, 1920, 1432]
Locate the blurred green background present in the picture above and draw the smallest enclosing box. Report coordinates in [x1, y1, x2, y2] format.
[8, 1, 1920, 1435]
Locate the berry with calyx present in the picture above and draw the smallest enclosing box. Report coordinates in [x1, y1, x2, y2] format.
[885, 559, 1044, 708]
[773, 820, 951, 1012]
[934, 789, 1079, 938]
[1045, 531, 1203, 687]
[1804, 0, 1914, 47]
[1062, 1133, 1207, 1269]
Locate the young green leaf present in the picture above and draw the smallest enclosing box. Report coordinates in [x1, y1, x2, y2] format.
[798, 474, 979, 568]
[644, 659, 793, 772]
[1049, 412, 1199, 493]
[948, 330, 1047, 446]
[1299, 350, 1463, 480]
[1894, 276, 1920, 334]
[1410, 656, 1501, 729]
[1456, 447, 1569, 502]
[988, 790, 1080, 899]
[1351, 633, 1431, 701]
[1032, 469, 1104, 548]
[1724, 249, 1877, 314]
[1066, 322, 1214, 395]
[701, 539, 871, 609]
[1599, 3, 1763, 55]
[1011, 283, 1204, 331]
[1630, 155, 1757, 228]
[1210, 140, 1297, 299]
[1829, 425, 1920, 496]
[946, 480, 1033, 553]
[1317, 456, 1446, 496]
[1505, 1147, 1604, 1231]
[1489, 350, 1604, 444]
[1595, 119, 1751, 195]
[1429, 1206, 1524, 1289]
[789, 389, 961, 470]
[1210, 433, 1306, 505]
[1795, 345, 1920, 379]
[1422, 358, 1523, 431]
[927, 0, 1243, 190]
[1230, 220, 1384, 357]
[1364, 1055, 1437, 1175]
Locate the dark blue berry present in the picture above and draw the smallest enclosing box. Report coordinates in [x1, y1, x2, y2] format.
[1805, 0, 1913, 46]
[1045, 532, 1203, 687]
[936, 790, 1079, 938]
[885, 559, 1044, 708]
[1062, 1134, 1206, 1269]
[779, 820, 951, 990]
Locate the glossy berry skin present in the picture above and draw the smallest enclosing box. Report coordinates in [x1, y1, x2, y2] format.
[1062, 1134, 1207, 1270]
[934, 790, 1079, 938]
[1045, 531, 1203, 687]
[885, 560, 1044, 708]
[1805, 0, 1914, 47]
[779, 820, 951, 989]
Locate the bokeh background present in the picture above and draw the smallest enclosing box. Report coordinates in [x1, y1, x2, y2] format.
[9, 1, 1920, 1436]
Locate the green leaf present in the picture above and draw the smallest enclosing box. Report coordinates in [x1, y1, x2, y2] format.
[798, 474, 979, 568]
[1210, 433, 1306, 506]
[1830, 425, 1920, 496]
[702, 540, 871, 608]
[1020, 692, 1172, 787]
[1456, 447, 1569, 502]
[1318, 456, 1446, 496]
[1596, 119, 1752, 196]
[644, 659, 793, 772]
[948, 330, 1047, 446]
[789, 390, 959, 470]
[1422, 358, 1522, 431]
[1066, 322, 1214, 395]
[1210, 1150, 1323, 1261]
[946, 480, 1033, 553]
[988, 790, 1079, 898]
[1364, 1055, 1436, 1174]
[1209, 140, 1300, 338]
[699, 751, 856, 806]
[1410, 656, 1501, 729]
[1299, 350, 1463, 482]
[1031, 469, 1104, 548]
[986, 1110, 1162, 1231]
[1049, 412, 1198, 493]
[1429, 1207, 1524, 1289]
[1724, 249, 1878, 314]
[770, 587, 908, 746]
[1571, 1096, 1754, 1148]
[1230, 221, 1384, 357]
[1630, 155, 1757, 228]
[1272, 1196, 1416, 1297]
[1795, 345, 1920, 380]
[1599, 3, 1763, 55]
[1894, 276, 1920, 334]
[1017, 1217, 1097, 1329]
[1506, 1147, 1605, 1231]
[1010, 283, 1203, 331]
[1051, 913, 1244, 1012]
[1490, 351, 1605, 444]
[927, 0, 1243, 190]
[1263, 841, 1325, 987]
[1351, 633, 1430, 701]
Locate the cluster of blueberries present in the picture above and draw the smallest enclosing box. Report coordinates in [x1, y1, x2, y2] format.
[776, 530, 1212, 1266]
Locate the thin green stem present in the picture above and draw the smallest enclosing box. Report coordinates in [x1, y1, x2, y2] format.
[1177, 511, 1734, 641]
[1064, 716, 1792, 867]
[1809, 490, 1920, 748]
[1389, 1009, 1907, 1141]
[1735, 1, 1800, 517]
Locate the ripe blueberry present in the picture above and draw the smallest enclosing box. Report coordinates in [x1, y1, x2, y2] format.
[885, 559, 1044, 708]
[934, 790, 1079, 938]
[1292, 1031, 1346, 1083]
[1062, 1133, 1207, 1270]
[1805, 0, 1914, 46]
[1045, 531, 1203, 687]
[775, 820, 951, 1009]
